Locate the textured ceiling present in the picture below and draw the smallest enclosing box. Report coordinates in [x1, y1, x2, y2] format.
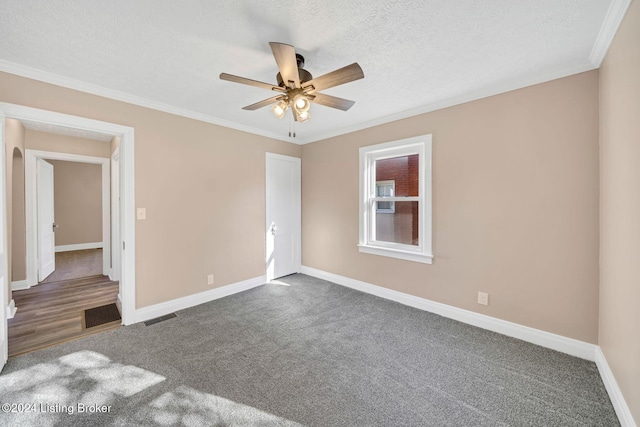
[0, 0, 621, 144]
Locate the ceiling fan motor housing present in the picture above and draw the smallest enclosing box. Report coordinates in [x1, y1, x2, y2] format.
[277, 68, 313, 87]
[276, 53, 313, 87]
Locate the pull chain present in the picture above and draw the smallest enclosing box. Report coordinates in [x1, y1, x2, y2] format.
[288, 113, 296, 138]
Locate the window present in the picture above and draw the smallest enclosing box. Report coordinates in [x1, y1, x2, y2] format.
[376, 180, 395, 213]
[359, 134, 432, 264]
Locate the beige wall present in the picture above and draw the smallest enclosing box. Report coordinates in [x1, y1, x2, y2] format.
[11, 148, 26, 281]
[302, 71, 600, 343]
[48, 160, 102, 246]
[25, 130, 111, 158]
[4, 119, 26, 296]
[0, 71, 301, 308]
[599, 0, 640, 422]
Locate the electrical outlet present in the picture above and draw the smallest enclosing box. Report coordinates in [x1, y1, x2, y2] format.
[207, 274, 214, 285]
[478, 291, 489, 306]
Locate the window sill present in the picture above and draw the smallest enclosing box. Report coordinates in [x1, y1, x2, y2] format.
[357, 244, 433, 264]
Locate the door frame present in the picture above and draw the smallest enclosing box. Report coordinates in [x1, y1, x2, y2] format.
[0, 112, 9, 369]
[0, 103, 136, 325]
[26, 150, 111, 283]
[265, 152, 301, 282]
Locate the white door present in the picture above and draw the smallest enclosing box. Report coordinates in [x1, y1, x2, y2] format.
[266, 153, 301, 281]
[0, 114, 9, 371]
[37, 159, 55, 282]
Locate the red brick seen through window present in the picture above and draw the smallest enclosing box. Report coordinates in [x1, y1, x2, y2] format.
[375, 155, 419, 245]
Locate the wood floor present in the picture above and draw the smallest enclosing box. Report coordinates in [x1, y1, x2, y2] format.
[8, 274, 120, 358]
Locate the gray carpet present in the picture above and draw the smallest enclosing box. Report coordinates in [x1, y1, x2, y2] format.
[0, 274, 619, 426]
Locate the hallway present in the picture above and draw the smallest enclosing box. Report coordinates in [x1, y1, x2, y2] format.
[8, 250, 119, 357]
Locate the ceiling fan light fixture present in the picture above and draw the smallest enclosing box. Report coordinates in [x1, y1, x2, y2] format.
[271, 100, 288, 119]
[298, 111, 310, 122]
[293, 94, 310, 113]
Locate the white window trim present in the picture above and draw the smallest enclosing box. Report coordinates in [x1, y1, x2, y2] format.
[358, 134, 433, 264]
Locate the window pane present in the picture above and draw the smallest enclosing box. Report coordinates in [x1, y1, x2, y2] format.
[377, 201, 393, 211]
[375, 154, 419, 197]
[377, 185, 391, 197]
[376, 180, 395, 212]
[375, 201, 419, 245]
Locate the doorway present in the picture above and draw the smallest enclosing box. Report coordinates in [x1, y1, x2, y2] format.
[265, 153, 301, 282]
[0, 103, 136, 371]
[10, 135, 116, 358]
[25, 150, 111, 284]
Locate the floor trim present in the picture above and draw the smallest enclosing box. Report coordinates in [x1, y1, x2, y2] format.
[134, 275, 266, 324]
[6, 299, 16, 319]
[11, 280, 29, 291]
[300, 265, 597, 361]
[116, 293, 122, 315]
[55, 242, 103, 253]
[595, 347, 638, 427]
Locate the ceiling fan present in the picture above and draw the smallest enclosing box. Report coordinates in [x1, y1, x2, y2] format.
[220, 42, 364, 124]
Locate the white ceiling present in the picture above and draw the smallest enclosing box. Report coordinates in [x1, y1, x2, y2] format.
[0, 1, 627, 144]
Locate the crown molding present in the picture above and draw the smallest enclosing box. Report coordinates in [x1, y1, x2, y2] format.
[297, 62, 596, 144]
[1, 58, 598, 147]
[0, 59, 296, 144]
[589, 0, 632, 67]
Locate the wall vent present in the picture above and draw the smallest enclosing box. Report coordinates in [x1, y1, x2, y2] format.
[144, 313, 177, 326]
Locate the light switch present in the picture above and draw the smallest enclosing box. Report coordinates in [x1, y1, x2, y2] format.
[137, 208, 147, 220]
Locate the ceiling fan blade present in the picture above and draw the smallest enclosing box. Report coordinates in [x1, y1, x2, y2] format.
[220, 73, 284, 92]
[310, 93, 355, 111]
[242, 95, 284, 111]
[270, 42, 300, 89]
[303, 63, 364, 93]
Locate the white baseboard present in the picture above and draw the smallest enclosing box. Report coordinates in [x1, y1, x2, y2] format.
[595, 347, 638, 427]
[300, 265, 597, 361]
[134, 275, 266, 324]
[116, 294, 122, 315]
[55, 242, 103, 252]
[6, 300, 16, 319]
[11, 279, 29, 291]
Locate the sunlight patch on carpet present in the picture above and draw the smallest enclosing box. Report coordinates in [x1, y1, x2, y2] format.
[138, 385, 302, 426]
[269, 280, 291, 286]
[0, 350, 165, 413]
